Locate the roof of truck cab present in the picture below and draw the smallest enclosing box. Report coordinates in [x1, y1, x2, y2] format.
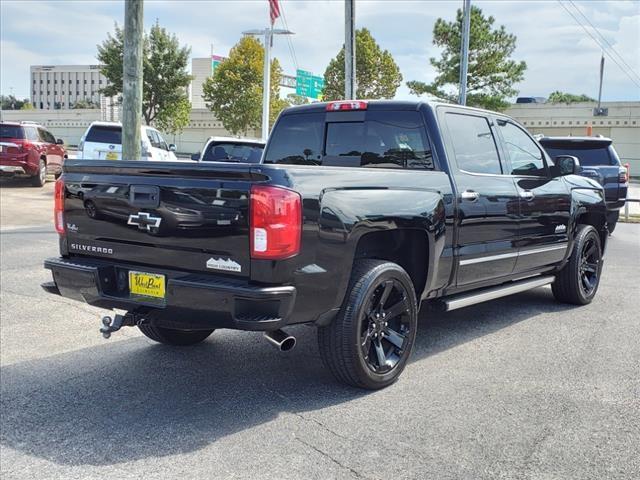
[280, 99, 507, 117]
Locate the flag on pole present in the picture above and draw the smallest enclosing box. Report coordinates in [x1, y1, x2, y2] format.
[269, 0, 280, 26]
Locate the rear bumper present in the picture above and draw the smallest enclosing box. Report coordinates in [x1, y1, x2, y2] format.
[0, 165, 27, 174]
[0, 157, 37, 176]
[43, 256, 296, 331]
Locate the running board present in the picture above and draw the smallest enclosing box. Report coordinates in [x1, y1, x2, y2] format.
[439, 276, 555, 312]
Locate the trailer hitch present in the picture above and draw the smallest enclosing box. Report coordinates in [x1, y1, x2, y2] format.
[100, 312, 138, 339]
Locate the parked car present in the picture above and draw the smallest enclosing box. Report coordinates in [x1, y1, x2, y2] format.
[78, 122, 177, 161]
[191, 136, 265, 163]
[43, 100, 608, 390]
[0, 121, 67, 187]
[539, 136, 628, 233]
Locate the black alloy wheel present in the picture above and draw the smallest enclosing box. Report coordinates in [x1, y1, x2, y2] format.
[360, 279, 412, 374]
[578, 236, 600, 296]
[318, 259, 418, 389]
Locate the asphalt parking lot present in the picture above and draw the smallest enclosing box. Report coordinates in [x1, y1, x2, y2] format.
[1, 180, 639, 480]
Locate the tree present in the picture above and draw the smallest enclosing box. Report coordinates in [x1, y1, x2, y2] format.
[20, 102, 35, 110]
[323, 28, 402, 100]
[547, 91, 595, 104]
[0, 95, 28, 110]
[286, 94, 311, 106]
[97, 21, 193, 133]
[406, 6, 526, 111]
[72, 99, 100, 109]
[202, 36, 286, 136]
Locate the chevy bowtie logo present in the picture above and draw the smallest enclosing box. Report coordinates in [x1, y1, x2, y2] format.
[128, 212, 162, 231]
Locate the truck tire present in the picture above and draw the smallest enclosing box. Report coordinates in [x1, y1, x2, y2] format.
[138, 323, 214, 346]
[606, 211, 619, 234]
[552, 225, 603, 305]
[318, 259, 418, 390]
[30, 159, 47, 187]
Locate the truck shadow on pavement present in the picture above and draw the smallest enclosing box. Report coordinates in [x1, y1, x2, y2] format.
[0, 288, 572, 466]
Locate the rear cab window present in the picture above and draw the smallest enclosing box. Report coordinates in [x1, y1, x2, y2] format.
[86, 125, 122, 144]
[0, 125, 25, 139]
[542, 144, 616, 167]
[263, 109, 434, 170]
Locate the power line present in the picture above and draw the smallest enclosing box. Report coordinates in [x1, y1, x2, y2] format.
[567, 0, 640, 83]
[279, 1, 299, 72]
[557, 0, 640, 89]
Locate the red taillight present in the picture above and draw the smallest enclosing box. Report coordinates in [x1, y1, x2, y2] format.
[620, 164, 629, 183]
[54, 178, 65, 234]
[250, 185, 301, 260]
[326, 100, 368, 111]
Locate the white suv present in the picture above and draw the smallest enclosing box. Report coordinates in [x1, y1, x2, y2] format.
[78, 122, 178, 161]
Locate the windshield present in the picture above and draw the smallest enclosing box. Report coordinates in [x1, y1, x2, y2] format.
[202, 142, 264, 163]
[544, 145, 613, 167]
[0, 125, 25, 139]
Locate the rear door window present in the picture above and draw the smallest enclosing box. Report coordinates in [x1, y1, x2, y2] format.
[0, 125, 25, 139]
[86, 125, 122, 144]
[24, 127, 40, 141]
[445, 113, 503, 175]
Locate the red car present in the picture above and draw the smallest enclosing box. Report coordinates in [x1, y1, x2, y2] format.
[0, 121, 67, 187]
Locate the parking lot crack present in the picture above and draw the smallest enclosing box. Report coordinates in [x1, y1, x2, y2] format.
[295, 437, 368, 479]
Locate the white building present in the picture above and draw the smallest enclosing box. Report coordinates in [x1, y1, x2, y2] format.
[30, 65, 109, 110]
[191, 57, 214, 110]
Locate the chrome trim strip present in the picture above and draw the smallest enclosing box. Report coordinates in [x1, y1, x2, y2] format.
[519, 244, 568, 256]
[444, 276, 555, 311]
[460, 251, 518, 266]
[459, 243, 568, 266]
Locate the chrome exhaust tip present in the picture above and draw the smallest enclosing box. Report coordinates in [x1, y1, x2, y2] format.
[263, 329, 296, 352]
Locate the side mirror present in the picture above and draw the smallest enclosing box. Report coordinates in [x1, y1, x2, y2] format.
[553, 155, 581, 176]
[56, 138, 64, 145]
[168, 143, 177, 152]
[191, 152, 201, 161]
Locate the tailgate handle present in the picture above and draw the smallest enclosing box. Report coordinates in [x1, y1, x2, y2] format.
[129, 185, 160, 208]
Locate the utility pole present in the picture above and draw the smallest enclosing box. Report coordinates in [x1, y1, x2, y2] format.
[594, 54, 607, 116]
[345, 0, 356, 100]
[243, 28, 293, 141]
[122, 0, 144, 160]
[458, 0, 471, 105]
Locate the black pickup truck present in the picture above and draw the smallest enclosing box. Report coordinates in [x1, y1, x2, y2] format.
[43, 100, 608, 389]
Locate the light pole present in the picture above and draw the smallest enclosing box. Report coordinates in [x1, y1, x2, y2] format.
[243, 28, 294, 141]
[345, 0, 356, 100]
[459, 0, 471, 105]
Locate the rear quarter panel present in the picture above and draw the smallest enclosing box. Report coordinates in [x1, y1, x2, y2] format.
[250, 164, 454, 324]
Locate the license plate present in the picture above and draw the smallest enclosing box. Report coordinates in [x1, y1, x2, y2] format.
[129, 271, 166, 299]
[106, 151, 119, 160]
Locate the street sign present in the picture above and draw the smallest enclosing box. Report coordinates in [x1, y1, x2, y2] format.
[296, 69, 324, 100]
[211, 55, 225, 74]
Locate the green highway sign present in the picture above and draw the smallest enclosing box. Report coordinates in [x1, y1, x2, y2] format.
[296, 69, 324, 100]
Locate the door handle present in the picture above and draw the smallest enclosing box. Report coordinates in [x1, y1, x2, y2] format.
[461, 190, 480, 201]
[520, 190, 535, 200]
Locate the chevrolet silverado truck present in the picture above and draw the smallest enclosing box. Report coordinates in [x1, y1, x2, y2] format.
[42, 100, 608, 390]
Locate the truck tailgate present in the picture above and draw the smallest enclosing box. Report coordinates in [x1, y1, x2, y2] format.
[61, 160, 261, 278]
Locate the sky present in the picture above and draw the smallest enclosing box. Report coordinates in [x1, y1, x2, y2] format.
[1, 0, 639, 102]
